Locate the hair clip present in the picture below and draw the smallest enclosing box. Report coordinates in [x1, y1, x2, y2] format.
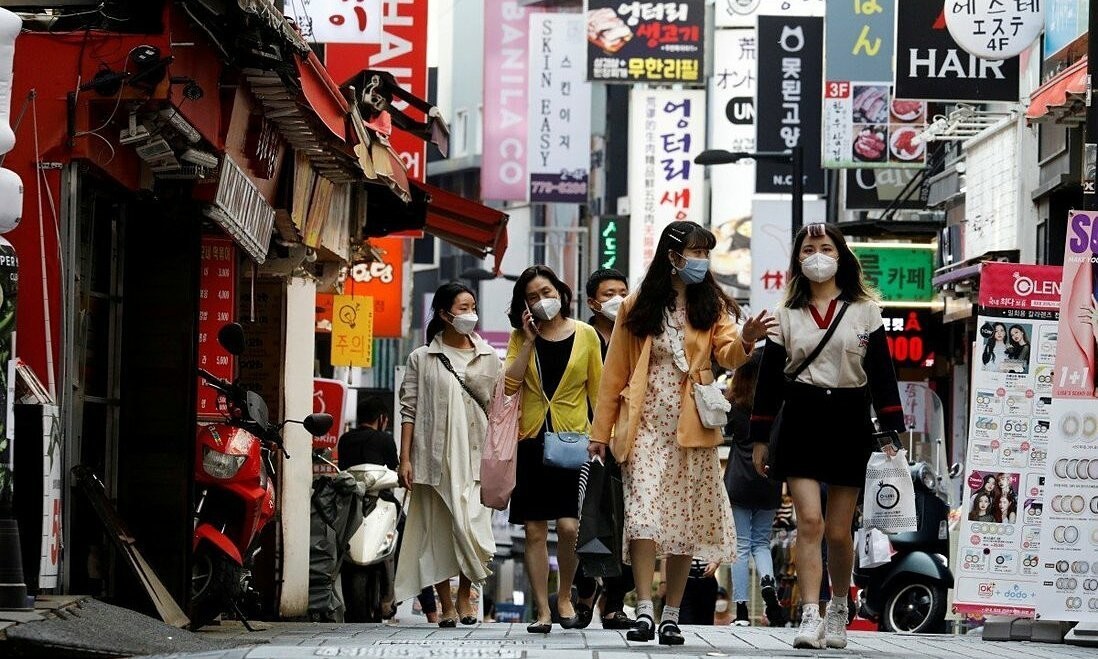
[806, 223, 827, 237]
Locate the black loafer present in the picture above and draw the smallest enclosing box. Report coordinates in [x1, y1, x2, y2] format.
[601, 611, 637, 629]
[558, 612, 583, 629]
[526, 621, 552, 634]
[460, 615, 478, 625]
[658, 620, 685, 646]
[438, 617, 457, 628]
[626, 616, 654, 642]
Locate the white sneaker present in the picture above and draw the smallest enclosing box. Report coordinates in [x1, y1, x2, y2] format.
[793, 607, 825, 649]
[824, 602, 849, 649]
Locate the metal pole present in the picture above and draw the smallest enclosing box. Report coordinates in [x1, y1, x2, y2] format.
[791, 145, 804, 235]
[1084, 8, 1097, 209]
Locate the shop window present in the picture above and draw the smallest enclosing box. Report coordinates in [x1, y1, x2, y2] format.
[1038, 124, 1067, 164]
[1036, 220, 1048, 265]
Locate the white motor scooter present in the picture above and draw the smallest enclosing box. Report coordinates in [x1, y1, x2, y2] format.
[341, 463, 405, 623]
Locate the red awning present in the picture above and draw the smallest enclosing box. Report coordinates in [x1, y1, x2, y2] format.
[413, 181, 509, 270]
[295, 51, 350, 139]
[1026, 57, 1089, 124]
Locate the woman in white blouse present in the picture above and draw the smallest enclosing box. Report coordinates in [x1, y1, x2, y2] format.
[749, 223, 905, 650]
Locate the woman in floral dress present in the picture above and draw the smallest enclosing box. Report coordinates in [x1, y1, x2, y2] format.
[590, 221, 776, 645]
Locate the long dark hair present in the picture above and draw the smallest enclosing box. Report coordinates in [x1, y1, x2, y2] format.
[982, 322, 1006, 365]
[425, 282, 476, 345]
[729, 350, 762, 409]
[783, 223, 875, 309]
[506, 265, 573, 330]
[625, 221, 740, 337]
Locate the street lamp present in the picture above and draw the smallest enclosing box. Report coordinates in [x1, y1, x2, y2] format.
[694, 146, 804, 236]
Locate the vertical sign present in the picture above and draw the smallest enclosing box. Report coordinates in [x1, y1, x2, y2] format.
[755, 16, 824, 194]
[326, 1, 429, 181]
[312, 378, 347, 476]
[954, 262, 1061, 618]
[596, 215, 630, 280]
[585, 0, 705, 83]
[345, 236, 404, 338]
[38, 404, 61, 589]
[528, 13, 591, 203]
[197, 236, 236, 420]
[288, 0, 383, 43]
[238, 279, 284, 422]
[483, 0, 530, 202]
[331, 295, 375, 367]
[1038, 211, 1098, 622]
[627, 88, 706, 282]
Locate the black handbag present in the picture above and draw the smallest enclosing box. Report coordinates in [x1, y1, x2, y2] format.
[576, 454, 624, 577]
[767, 302, 849, 481]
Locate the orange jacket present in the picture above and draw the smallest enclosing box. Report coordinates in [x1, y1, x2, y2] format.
[590, 295, 753, 462]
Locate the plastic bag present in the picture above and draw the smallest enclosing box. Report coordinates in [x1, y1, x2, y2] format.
[481, 375, 520, 510]
[862, 449, 918, 534]
[856, 527, 895, 569]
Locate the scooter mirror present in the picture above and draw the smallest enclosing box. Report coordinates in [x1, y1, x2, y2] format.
[949, 462, 963, 479]
[303, 413, 334, 437]
[217, 323, 247, 356]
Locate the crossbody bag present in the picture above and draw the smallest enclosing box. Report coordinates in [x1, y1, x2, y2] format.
[533, 344, 590, 470]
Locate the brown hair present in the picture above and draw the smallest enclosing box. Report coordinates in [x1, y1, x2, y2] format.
[729, 350, 762, 409]
[783, 223, 876, 309]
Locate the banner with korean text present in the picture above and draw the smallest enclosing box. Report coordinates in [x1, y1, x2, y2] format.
[1037, 211, 1098, 622]
[483, 0, 531, 202]
[627, 87, 706, 283]
[954, 262, 1061, 618]
[528, 13, 591, 203]
[585, 0, 704, 84]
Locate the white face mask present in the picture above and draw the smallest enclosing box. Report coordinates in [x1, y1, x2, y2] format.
[714, 600, 729, 613]
[531, 297, 562, 321]
[597, 295, 625, 321]
[448, 312, 478, 335]
[801, 252, 839, 283]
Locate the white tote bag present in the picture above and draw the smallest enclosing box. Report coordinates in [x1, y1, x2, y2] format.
[856, 527, 895, 568]
[862, 449, 918, 534]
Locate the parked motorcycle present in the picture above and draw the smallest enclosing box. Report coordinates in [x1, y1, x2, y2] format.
[340, 460, 404, 623]
[855, 386, 958, 634]
[191, 323, 332, 630]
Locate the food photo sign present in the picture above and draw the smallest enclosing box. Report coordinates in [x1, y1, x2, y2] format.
[822, 83, 927, 168]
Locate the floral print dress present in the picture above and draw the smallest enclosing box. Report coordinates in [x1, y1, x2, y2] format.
[621, 307, 738, 563]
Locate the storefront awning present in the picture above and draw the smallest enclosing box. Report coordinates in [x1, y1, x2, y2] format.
[1026, 57, 1088, 125]
[294, 51, 350, 140]
[412, 181, 509, 268]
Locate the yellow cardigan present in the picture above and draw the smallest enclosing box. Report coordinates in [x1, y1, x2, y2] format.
[504, 321, 602, 440]
[590, 295, 752, 462]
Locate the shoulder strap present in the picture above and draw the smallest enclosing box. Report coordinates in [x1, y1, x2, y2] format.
[789, 302, 850, 380]
[436, 353, 489, 418]
[531, 344, 555, 433]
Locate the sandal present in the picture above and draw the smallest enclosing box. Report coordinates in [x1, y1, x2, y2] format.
[626, 615, 654, 642]
[658, 620, 685, 646]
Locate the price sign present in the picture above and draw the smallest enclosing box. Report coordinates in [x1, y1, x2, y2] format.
[197, 236, 236, 419]
[881, 309, 936, 368]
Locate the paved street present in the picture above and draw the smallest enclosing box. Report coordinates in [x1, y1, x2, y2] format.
[136, 621, 1098, 659]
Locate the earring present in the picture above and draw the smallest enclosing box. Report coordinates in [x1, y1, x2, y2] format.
[671, 267, 678, 275]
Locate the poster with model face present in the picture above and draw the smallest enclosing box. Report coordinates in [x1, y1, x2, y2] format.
[955, 262, 1061, 618]
[1037, 211, 1098, 622]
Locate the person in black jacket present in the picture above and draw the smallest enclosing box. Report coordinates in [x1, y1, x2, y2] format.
[337, 396, 398, 470]
[723, 351, 786, 627]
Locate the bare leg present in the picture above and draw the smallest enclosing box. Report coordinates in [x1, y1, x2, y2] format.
[786, 478, 826, 610]
[436, 579, 456, 620]
[456, 574, 475, 618]
[662, 554, 692, 608]
[824, 486, 861, 599]
[630, 539, 657, 602]
[556, 517, 579, 618]
[525, 521, 552, 624]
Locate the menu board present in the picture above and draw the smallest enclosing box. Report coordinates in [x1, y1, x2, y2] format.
[1037, 210, 1098, 622]
[953, 262, 1062, 617]
[238, 278, 285, 423]
[197, 236, 237, 420]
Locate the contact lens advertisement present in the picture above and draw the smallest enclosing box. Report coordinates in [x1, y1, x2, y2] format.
[955, 262, 1062, 617]
[1037, 211, 1098, 622]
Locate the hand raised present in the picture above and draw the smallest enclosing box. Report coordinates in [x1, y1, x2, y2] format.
[742, 310, 778, 344]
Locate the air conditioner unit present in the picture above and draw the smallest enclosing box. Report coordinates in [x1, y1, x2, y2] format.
[159, 108, 202, 143]
[157, 165, 209, 180]
[180, 148, 219, 169]
[150, 159, 182, 174]
[119, 111, 151, 145]
[136, 138, 174, 162]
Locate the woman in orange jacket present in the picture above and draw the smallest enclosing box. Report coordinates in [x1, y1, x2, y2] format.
[589, 221, 776, 645]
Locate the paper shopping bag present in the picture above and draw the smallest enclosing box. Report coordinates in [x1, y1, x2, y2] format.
[862, 449, 918, 534]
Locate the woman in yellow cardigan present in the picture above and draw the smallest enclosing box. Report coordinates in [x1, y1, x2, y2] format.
[503, 265, 602, 634]
[589, 221, 775, 645]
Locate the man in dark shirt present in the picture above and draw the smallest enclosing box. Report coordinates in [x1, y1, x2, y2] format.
[586, 268, 629, 358]
[337, 396, 398, 470]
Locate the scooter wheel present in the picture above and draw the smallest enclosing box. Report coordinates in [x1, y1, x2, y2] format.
[879, 580, 947, 634]
[189, 547, 246, 631]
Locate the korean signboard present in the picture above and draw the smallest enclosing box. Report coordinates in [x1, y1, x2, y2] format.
[331, 295, 375, 368]
[944, 0, 1043, 60]
[626, 88, 706, 282]
[850, 243, 935, 304]
[1037, 212, 1098, 622]
[345, 236, 403, 338]
[708, 28, 756, 238]
[954, 262, 1061, 618]
[528, 13, 591, 203]
[288, 0, 383, 44]
[894, 0, 1020, 102]
[844, 168, 926, 210]
[483, 0, 530, 202]
[714, 0, 824, 28]
[596, 215, 630, 280]
[881, 309, 936, 369]
[749, 198, 827, 313]
[312, 378, 347, 475]
[197, 236, 236, 420]
[585, 0, 705, 84]
[1043, 0, 1088, 61]
[326, 1, 428, 181]
[755, 16, 824, 195]
[824, 0, 895, 82]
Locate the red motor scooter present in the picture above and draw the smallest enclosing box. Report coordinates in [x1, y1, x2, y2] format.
[191, 323, 332, 630]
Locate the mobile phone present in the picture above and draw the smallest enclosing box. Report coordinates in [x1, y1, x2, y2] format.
[524, 302, 539, 332]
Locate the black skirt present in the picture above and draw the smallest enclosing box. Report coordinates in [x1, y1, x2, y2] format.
[508, 432, 581, 524]
[770, 380, 875, 488]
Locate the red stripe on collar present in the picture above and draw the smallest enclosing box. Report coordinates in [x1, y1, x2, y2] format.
[809, 299, 838, 330]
